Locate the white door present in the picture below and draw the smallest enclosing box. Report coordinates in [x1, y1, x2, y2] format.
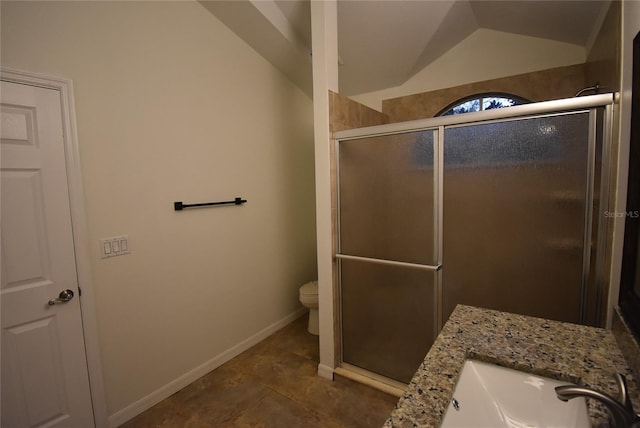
[1, 81, 95, 427]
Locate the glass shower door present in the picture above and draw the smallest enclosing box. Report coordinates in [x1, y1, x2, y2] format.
[442, 111, 596, 323]
[337, 130, 438, 384]
[334, 95, 613, 387]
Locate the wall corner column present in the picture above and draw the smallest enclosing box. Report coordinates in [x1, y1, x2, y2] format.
[311, 0, 338, 380]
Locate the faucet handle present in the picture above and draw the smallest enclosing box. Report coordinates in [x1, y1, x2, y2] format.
[614, 373, 633, 412]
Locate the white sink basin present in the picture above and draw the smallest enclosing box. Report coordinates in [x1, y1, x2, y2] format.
[440, 360, 591, 428]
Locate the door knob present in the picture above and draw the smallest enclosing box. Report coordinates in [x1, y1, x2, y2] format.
[48, 289, 74, 306]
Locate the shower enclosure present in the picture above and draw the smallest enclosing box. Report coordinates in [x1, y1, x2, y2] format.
[334, 94, 614, 386]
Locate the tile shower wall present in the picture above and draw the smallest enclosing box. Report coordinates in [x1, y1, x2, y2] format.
[329, 90, 388, 132]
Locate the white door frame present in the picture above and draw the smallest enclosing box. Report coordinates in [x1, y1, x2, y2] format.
[1, 67, 108, 428]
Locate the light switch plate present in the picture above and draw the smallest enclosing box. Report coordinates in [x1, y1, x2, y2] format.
[100, 235, 130, 258]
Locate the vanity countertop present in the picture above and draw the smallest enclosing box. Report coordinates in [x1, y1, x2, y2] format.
[383, 305, 640, 428]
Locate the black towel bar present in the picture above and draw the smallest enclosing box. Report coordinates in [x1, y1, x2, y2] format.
[174, 197, 247, 211]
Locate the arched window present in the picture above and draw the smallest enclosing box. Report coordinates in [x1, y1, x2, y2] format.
[437, 93, 530, 116]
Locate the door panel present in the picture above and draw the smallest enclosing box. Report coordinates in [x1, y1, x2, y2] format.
[1, 81, 94, 428]
[442, 112, 592, 323]
[340, 259, 436, 384]
[2, 170, 50, 288]
[339, 130, 436, 265]
[337, 129, 438, 384]
[3, 317, 70, 427]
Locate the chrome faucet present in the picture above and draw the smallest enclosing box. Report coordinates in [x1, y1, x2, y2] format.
[555, 373, 640, 428]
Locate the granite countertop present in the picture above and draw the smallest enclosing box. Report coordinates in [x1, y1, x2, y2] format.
[384, 305, 640, 428]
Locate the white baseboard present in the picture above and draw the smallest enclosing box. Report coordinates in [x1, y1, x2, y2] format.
[317, 363, 334, 380]
[108, 307, 307, 428]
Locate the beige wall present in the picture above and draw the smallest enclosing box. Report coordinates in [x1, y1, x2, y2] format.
[351, 28, 587, 111]
[1, 0, 317, 422]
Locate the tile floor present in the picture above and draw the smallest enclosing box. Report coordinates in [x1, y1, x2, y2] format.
[120, 313, 399, 427]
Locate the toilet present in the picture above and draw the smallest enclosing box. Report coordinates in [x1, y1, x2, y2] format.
[299, 281, 319, 335]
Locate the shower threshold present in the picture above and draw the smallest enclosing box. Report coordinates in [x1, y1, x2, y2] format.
[335, 363, 407, 398]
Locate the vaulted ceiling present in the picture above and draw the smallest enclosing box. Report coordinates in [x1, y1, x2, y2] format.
[200, 0, 611, 97]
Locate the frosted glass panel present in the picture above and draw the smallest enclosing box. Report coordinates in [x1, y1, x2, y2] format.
[340, 259, 436, 383]
[442, 112, 591, 323]
[339, 131, 435, 264]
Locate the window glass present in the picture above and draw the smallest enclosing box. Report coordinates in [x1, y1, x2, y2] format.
[440, 94, 528, 116]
